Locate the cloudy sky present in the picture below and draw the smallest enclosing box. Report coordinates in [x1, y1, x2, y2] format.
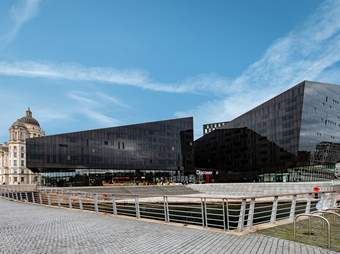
[0, 0, 340, 142]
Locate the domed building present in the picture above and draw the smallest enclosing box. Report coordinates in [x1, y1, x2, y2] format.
[0, 108, 44, 185]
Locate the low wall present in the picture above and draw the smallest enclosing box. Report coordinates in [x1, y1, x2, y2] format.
[40, 185, 199, 196]
[0, 184, 37, 192]
[188, 181, 340, 197]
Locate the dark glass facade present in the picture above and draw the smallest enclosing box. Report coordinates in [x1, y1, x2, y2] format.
[195, 81, 340, 182]
[26, 117, 194, 185]
[194, 127, 295, 182]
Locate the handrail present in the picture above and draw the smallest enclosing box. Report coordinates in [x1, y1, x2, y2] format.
[312, 210, 340, 218]
[294, 213, 331, 248]
[1, 187, 339, 236]
[28, 188, 337, 200]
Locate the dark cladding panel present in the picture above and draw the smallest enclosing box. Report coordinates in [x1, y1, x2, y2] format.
[194, 128, 295, 182]
[224, 82, 305, 155]
[299, 82, 340, 154]
[26, 117, 193, 173]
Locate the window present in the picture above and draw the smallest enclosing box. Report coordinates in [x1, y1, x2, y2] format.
[21, 177, 24, 182]
[21, 153, 24, 158]
[13, 160, 17, 166]
[13, 177, 17, 183]
[21, 160, 24, 167]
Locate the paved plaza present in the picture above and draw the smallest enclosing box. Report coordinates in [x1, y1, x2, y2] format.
[0, 199, 337, 254]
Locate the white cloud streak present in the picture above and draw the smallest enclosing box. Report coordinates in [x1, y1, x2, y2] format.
[177, 0, 340, 138]
[1, 0, 42, 44]
[0, 60, 230, 94]
[67, 91, 122, 126]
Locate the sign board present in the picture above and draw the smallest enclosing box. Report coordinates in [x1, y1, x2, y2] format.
[196, 170, 213, 175]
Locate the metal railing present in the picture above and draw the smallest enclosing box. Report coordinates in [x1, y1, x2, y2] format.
[294, 214, 331, 248]
[0, 187, 339, 233]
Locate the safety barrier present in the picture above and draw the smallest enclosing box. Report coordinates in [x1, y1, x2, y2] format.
[1, 187, 339, 233]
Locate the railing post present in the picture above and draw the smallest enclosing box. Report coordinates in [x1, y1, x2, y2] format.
[270, 196, 278, 224]
[163, 196, 168, 222]
[112, 195, 117, 215]
[166, 196, 170, 223]
[305, 193, 312, 214]
[247, 198, 255, 228]
[237, 198, 247, 231]
[39, 192, 42, 204]
[201, 197, 205, 228]
[68, 193, 72, 209]
[79, 194, 83, 210]
[25, 192, 28, 202]
[225, 199, 230, 231]
[57, 193, 61, 208]
[94, 193, 99, 213]
[32, 192, 35, 203]
[204, 198, 208, 228]
[222, 199, 226, 231]
[289, 194, 297, 220]
[19, 192, 23, 201]
[135, 196, 140, 219]
[47, 193, 51, 206]
[331, 192, 337, 208]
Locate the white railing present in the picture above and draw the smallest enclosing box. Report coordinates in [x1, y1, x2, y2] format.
[1, 187, 339, 233]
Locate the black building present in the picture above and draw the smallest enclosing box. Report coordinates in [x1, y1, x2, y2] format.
[195, 81, 340, 182]
[26, 117, 193, 186]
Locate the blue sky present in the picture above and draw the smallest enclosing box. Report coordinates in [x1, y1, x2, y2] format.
[1, 0, 340, 142]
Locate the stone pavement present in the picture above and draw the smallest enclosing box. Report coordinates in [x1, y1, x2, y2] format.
[0, 199, 337, 254]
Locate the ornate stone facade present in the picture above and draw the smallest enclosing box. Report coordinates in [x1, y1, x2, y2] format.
[0, 108, 44, 185]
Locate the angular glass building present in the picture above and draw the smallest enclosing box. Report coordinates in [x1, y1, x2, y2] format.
[26, 117, 193, 186]
[195, 81, 340, 182]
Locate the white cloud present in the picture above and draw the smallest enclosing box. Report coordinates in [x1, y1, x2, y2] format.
[67, 91, 121, 126]
[1, 0, 42, 44]
[177, 0, 340, 138]
[95, 92, 130, 109]
[0, 60, 232, 94]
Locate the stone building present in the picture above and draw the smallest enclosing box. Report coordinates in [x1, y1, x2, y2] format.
[0, 108, 44, 185]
